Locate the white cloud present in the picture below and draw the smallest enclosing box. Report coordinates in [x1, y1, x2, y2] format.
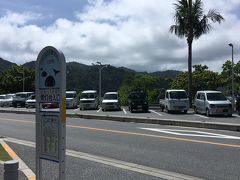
[0, 0, 239, 72]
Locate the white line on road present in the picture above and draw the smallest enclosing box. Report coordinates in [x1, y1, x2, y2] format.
[97, 108, 102, 112]
[233, 114, 240, 118]
[122, 108, 127, 114]
[149, 110, 163, 116]
[73, 108, 79, 112]
[4, 137, 203, 180]
[139, 128, 240, 140]
[194, 114, 209, 119]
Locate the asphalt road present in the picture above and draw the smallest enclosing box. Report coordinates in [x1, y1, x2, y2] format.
[1, 106, 240, 125]
[0, 112, 240, 180]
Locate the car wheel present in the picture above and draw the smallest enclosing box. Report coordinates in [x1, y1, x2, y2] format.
[206, 108, 211, 117]
[160, 105, 164, 112]
[166, 106, 170, 113]
[184, 110, 187, 114]
[130, 107, 133, 113]
[194, 106, 198, 114]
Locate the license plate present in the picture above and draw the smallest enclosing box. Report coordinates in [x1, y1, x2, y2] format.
[216, 109, 223, 113]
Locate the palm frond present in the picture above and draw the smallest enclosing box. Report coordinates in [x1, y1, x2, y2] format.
[207, 9, 225, 23]
[169, 25, 185, 38]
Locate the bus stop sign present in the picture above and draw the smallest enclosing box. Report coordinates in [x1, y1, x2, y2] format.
[36, 46, 66, 180]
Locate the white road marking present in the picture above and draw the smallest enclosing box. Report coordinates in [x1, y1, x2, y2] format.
[4, 137, 202, 180]
[73, 108, 79, 112]
[97, 108, 101, 112]
[194, 114, 209, 119]
[139, 128, 240, 140]
[233, 114, 240, 118]
[122, 108, 127, 114]
[149, 110, 163, 116]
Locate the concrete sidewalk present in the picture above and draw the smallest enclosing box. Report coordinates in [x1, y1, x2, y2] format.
[0, 139, 35, 180]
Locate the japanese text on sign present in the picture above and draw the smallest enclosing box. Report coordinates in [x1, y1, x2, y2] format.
[40, 89, 60, 103]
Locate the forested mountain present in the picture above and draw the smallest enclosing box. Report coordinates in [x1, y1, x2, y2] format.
[0, 58, 15, 72]
[0, 58, 179, 95]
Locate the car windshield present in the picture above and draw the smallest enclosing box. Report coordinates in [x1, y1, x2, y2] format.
[5, 95, 13, 99]
[129, 92, 146, 99]
[169, 91, 187, 99]
[207, 93, 227, 101]
[29, 95, 35, 100]
[81, 93, 96, 99]
[104, 94, 117, 100]
[0, 95, 6, 99]
[16, 94, 27, 98]
[66, 93, 76, 98]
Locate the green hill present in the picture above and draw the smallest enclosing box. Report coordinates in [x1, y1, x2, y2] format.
[0, 58, 15, 72]
[0, 58, 180, 94]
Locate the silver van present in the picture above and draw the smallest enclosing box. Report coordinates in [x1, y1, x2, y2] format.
[193, 91, 232, 117]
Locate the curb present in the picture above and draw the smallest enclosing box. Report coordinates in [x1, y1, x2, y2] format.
[0, 140, 36, 180]
[0, 109, 240, 132]
[68, 113, 240, 132]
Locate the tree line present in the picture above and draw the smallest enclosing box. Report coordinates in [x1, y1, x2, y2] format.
[0, 60, 239, 105]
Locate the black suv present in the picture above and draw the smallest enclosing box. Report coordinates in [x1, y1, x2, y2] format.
[12, 92, 34, 108]
[128, 91, 149, 113]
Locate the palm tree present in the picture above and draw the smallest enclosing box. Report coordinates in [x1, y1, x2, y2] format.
[170, 0, 224, 107]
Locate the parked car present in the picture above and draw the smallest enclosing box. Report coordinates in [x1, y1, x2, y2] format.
[42, 103, 59, 109]
[236, 96, 240, 115]
[128, 91, 148, 113]
[25, 94, 36, 108]
[193, 91, 232, 117]
[66, 91, 78, 109]
[79, 90, 98, 110]
[159, 89, 189, 113]
[12, 92, 34, 107]
[101, 92, 120, 111]
[0, 94, 6, 107]
[1, 94, 15, 107]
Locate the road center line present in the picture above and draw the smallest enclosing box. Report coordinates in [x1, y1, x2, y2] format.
[0, 117, 240, 148]
[4, 137, 203, 180]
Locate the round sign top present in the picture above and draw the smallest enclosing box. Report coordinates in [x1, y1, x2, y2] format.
[36, 46, 65, 90]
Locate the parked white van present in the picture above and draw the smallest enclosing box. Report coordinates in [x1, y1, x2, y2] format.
[101, 92, 120, 111]
[79, 90, 98, 110]
[66, 91, 78, 109]
[159, 89, 189, 113]
[193, 91, 232, 117]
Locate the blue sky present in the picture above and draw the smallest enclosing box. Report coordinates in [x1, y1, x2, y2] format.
[0, 0, 239, 72]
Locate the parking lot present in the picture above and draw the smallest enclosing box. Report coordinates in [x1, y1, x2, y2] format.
[0, 106, 239, 125]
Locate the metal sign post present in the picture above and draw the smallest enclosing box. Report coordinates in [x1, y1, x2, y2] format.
[36, 46, 66, 180]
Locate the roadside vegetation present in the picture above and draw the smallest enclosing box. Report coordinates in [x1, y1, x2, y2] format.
[0, 60, 239, 105]
[0, 144, 12, 162]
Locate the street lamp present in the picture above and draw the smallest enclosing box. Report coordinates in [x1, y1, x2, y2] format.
[22, 65, 25, 92]
[228, 43, 234, 110]
[92, 62, 110, 101]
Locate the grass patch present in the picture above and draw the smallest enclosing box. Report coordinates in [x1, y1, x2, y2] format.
[0, 144, 12, 161]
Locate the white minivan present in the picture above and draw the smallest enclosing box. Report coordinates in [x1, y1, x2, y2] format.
[193, 91, 232, 117]
[66, 91, 78, 109]
[101, 92, 120, 111]
[79, 90, 98, 110]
